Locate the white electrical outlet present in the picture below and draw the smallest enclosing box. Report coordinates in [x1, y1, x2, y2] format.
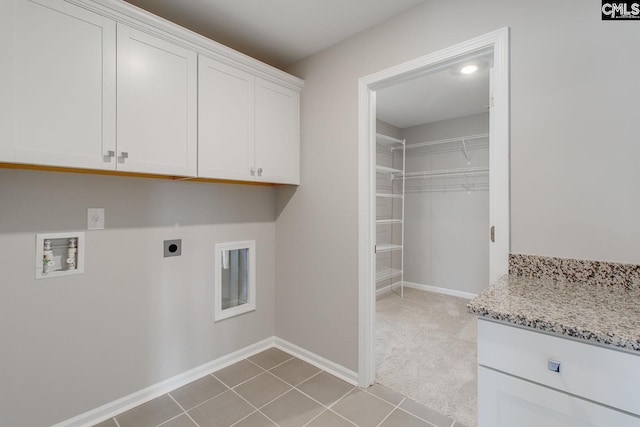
[87, 208, 105, 230]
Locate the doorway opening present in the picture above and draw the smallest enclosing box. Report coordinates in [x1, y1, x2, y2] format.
[357, 27, 510, 423]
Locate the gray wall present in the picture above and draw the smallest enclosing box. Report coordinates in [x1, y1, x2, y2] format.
[278, 0, 640, 372]
[401, 113, 489, 144]
[0, 169, 276, 426]
[376, 119, 402, 140]
[402, 113, 490, 295]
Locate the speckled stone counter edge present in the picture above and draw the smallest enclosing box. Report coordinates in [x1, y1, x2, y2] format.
[468, 287, 640, 352]
[509, 253, 640, 289]
[469, 312, 640, 352]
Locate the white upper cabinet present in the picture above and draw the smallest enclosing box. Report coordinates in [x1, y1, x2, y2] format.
[117, 24, 197, 176]
[0, 0, 116, 169]
[0, 0, 301, 182]
[198, 56, 255, 181]
[199, 58, 300, 184]
[254, 78, 300, 185]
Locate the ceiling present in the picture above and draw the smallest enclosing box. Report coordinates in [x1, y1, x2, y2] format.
[376, 56, 491, 129]
[124, 0, 487, 130]
[124, 0, 425, 69]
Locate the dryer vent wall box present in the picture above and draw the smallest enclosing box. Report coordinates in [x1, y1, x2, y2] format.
[35, 232, 85, 279]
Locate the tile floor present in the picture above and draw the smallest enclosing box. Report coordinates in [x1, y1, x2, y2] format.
[94, 348, 466, 427]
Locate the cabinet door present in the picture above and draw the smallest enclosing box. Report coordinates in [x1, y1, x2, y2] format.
[0, 0, 116, 169]
[198, 56, 254, 181]
[117, 24, 197, 176]
[254, 78, 300, 184]
[478, 367, 638, 427]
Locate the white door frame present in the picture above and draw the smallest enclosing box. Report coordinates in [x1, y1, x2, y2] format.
[357, 28, 510, 387]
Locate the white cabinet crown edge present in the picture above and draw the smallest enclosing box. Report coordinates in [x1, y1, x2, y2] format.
[64, 0, 303, 92]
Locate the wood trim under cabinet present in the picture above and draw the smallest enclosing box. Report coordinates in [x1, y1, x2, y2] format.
[0, 163, 278, 187]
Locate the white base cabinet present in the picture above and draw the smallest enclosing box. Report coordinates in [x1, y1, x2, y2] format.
[479, 367, 639, 427]
[478, 320, 640, 427]
[0, 0, 116, 170]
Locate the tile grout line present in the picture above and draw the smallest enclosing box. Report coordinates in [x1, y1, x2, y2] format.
[239, 363, 354, 426]
[184, 411, 201, 427]
[306, 408, 359, 427]
[375, 396, 405, 427]
[291, 381, 336, 407]
[262, 368, 299, 387]
[397, 407, 440, 427]
[165, 393, 201, 427]
[120, 360, 269, 427]
[212, 366, 266, 390]
[105, 351, 452, 427]
[363, 388, 440, 427]
[259, 364, 322, 394]
[166, 382, 230, 416]
[206, 354, 307, 426]
[394, 398, 450, 427]
[299, 380, 346, 427]
[241, 380, 292, 411]
[324, 385, 358, 410]
[329, 409, 359, 427]
[297, 380, 357, 426]
[386, 398, 441, 427]
[247, 354, 295, 372]
[193, 354, 296, 425]
[236, 367, 340, 425]
[297, 369, 323, 384]
[302, 408, 329, 427]
[228, 386, 280, 427]
[155, 414, 186, 427]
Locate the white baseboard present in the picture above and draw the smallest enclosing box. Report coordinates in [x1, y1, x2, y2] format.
[54, 337, 275, 427]
[403, 281, 477, 299]
[375, 280, 402, 298]
[376, 285, 392, 297]
[274, 337, 359, 386]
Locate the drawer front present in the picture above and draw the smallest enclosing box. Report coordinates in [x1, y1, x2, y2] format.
[478, 319, 640, 415]
[478, 367, 639, 427]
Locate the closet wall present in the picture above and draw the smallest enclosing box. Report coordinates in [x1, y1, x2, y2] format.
[401, 112, 489, 296]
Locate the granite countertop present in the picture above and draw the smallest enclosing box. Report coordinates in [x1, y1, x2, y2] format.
[468, 274, 640, 353]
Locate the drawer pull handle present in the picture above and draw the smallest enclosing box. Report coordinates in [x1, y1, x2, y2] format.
[548, 359, 561, 373]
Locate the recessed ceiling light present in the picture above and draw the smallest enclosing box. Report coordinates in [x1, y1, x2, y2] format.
[460, 65, 478, 74]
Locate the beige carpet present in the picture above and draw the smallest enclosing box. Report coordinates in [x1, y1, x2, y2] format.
[376, 287, 477, 427]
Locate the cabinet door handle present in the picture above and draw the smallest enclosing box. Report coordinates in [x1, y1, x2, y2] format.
[118, 152, 128, 163]
[104, 150, 115, 162]
[548, 359, 561, 373]
[250, 167, 256, 176]
[257, 167, 263, 177]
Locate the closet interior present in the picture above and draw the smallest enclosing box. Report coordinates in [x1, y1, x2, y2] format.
[373, 51, 494, 427]
[375, 53, 492, 297]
